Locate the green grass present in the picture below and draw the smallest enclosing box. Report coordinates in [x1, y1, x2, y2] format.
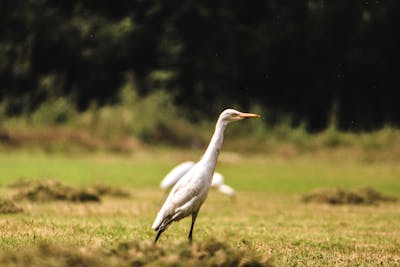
[0, 151, 172, 188]
[0, 149, 399, 266]
[219, 159, 400, 196]
[1, 150, 399, 196]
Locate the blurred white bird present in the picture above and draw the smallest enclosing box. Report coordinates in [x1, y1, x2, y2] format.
[152, 108, 260, 243]
[160, 161, 236, 198]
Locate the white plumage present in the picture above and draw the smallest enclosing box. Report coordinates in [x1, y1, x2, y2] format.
[159, 161, 196, 190]
[160, 161, 236, 198]
[152, 108, 260, 243]
[210, 172, 235, 197]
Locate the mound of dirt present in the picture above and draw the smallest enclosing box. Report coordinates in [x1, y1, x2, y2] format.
[12, 179, 100, 203]
[0, 240, 273, 267]
[301, 187, 397, 205]
[0, 197, 23, 214]
[88, 184, 131, 198]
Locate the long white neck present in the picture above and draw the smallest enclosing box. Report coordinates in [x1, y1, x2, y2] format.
[200, 118, 227, 179]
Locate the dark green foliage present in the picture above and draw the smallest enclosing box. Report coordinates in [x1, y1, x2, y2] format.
[1, 1, 399, 130]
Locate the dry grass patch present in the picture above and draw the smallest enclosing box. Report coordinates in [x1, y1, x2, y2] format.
[88, 184, 131, 198]
[109, 239, 273, 267]
[0, 240, 273, 267]
[11, 179, 100, 203]
[0, 197, 23, 214]
[9, 179, 132, 203]
[301, 187, 397, 205]
[0, 243, 100, 267]
[9, 180, 131, 199]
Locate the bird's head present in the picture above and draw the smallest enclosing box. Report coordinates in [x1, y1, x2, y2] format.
[219, 108, 260, 123]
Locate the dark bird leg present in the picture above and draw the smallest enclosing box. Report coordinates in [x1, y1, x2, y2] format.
[188, 210, 199, 243]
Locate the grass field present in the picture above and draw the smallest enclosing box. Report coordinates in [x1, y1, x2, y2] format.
[0, 149, 399, 266]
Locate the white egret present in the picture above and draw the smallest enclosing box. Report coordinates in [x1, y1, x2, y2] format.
[152, 108, 260, 243]
[160, 161, 236, 198]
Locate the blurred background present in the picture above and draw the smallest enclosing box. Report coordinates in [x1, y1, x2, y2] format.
[1, 0, 400, 153]
[0, 4, 399, 264]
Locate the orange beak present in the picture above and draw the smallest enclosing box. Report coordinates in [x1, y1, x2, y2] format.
[237, 112, 261, 119]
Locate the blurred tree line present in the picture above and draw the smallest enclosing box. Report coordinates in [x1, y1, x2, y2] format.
[1, 0, 399, 130]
